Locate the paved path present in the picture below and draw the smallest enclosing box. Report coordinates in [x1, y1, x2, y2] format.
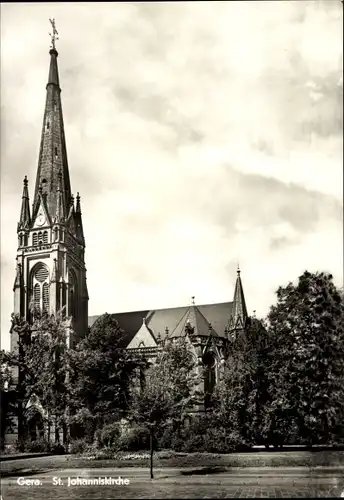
[2, 467, 343, 499]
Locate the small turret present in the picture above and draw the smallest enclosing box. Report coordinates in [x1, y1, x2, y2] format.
[75, 192, 85, 245]
[18, 176, 31, 231]
[229, 265, 248, 330]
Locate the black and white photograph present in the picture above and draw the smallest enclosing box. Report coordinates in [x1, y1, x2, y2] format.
[0, 1, 343, 498]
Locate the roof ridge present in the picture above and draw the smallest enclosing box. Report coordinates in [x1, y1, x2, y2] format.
[89, 300, 233, 317]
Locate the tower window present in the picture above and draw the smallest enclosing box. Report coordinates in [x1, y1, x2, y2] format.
[46, 120, 50, 130]
[43, 231, 48, 244]
[55, 147, 58, 158]
[53, 101, 57, 112]
[34, 283, 41, 312]
[38, 231, 43, 245]
[43, 283, 50, 313]
[33, 233, 38, 246]
[30, 263, 50, 318]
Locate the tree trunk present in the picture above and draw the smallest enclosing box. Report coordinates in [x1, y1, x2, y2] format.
[48, 419, 51, 445]
[150, 429, 154, 479]
[55, 415, 60, 444]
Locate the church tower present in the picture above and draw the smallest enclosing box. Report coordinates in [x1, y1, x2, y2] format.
[12, 29, 88, 351]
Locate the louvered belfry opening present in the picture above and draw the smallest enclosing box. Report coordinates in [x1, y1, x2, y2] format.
[31, 263, 50, 315]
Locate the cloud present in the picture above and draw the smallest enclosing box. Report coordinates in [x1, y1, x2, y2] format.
[1, 1, 343, 350]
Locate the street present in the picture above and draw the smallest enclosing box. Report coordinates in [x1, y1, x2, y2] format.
[1, 466, 343, 499]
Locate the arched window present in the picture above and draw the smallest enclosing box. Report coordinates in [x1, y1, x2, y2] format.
[38, 232, 43, 245]
[43, 231, 48, 244]
[31, 263, 50, 316]
[33, 233, 38, 246]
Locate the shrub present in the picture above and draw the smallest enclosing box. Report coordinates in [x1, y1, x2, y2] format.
[170, 435, 187, 452]
[0, 442, 21, 455]
[203, 427, 236, 453]
[23, 438, 50, 453]
[117, 425, 153, 451]
[69, 438, 89, 455]
[96, 422, 121, 450]
[182, 434, 205, 453]
[157, 425, 174, 450]
[50, 443, 66, 454]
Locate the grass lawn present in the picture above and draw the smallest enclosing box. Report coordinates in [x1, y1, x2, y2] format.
[1, 450, 344, 477]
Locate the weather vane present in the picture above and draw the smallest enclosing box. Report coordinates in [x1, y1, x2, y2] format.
[49, 18, 59, 50]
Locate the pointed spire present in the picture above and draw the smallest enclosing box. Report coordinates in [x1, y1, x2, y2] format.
[32, 36, 71, 222]
[48, 19, 60, 87]
[231, 266, 248, 329]
[18, 176, 31, 230]
[48, 46, 60, 87]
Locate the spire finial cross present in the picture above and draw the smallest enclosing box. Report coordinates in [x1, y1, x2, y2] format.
[49, 18, 59, 50]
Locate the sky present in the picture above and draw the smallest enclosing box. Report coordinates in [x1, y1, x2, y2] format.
[1, 1, 343, 351]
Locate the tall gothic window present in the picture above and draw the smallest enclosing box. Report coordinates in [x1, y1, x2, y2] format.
[43, 231, 48, 244]
[33, 233, 38, 246]
[31, 263, 50, 315]
[203, 351, 216, 409]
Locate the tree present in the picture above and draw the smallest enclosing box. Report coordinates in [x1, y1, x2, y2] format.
[26, 313, 70, 444]
[67, 313, 145, 442]
[0, 349, 13, 449]
[264, 271, 344, 445]
[6, 313, 70, 448]
[212, 320, 269, 448]
[128, 338, 200, 478]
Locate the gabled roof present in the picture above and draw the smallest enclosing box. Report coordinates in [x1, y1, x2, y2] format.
[167, 304, 219, 339]
[127, 318, 157, 349]
[88, 301, 233, 348]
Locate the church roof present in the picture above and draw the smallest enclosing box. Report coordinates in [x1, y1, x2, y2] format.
[167, 304, 219, 339]
[88, 301, 233, 348]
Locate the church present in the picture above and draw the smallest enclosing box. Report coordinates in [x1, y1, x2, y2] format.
[7, 37, 253, 444]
